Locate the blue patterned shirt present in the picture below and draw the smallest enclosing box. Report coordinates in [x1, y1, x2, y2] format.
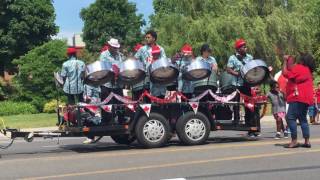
[177, 57, 194, 93]
[227, 53, 253, 86]
[193, 56, 218, 88]
[83, 84, 101, 99]
[99, 50, 124, 88]
[61, 57, 85, 94]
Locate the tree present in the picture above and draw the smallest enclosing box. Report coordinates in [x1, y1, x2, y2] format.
[151, 0, 317, 71]
[12, 40, 67, 111]
[0, 0, 58, 75]
[80, 0, 145, 52]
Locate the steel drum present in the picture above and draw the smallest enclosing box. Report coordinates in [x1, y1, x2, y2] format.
[119, 58, 146, 85]
[149, 58, 179, 85]
[54, 72, 64, 87]
[241, 59, 268, 85]
[85, 61, 114, 86]
[219, 71, 235, 94]
[182, 60, 211, 81]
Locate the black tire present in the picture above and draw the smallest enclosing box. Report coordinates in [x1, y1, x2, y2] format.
[135, 112, 171, 148]
[111, 135, 136, 145]
[176, 111, 210, 145]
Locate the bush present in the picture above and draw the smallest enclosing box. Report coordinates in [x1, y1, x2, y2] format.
[43, 99, 65, 113]
[12, 39, 68, 111]
[0, 101, 38, 116]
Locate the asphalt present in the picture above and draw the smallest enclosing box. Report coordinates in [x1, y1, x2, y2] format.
[1, 115, 320, 180]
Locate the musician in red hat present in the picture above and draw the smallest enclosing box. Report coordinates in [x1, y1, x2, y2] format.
[133, 30, 167, 100]
[60, 47, 85, 105]
[149, 44, 167, 98]
[176, 44, 194, 99]
[226, 39, 257, 137]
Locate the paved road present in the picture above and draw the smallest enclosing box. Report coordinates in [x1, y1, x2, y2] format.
[0, 117, 320, 180]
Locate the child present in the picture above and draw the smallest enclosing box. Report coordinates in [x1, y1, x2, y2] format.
[267, 81, 289, 139]
[82, 84, 101, 144]
[308, 104, 317, 124]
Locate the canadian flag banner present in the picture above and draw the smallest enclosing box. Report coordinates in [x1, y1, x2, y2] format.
[101, 105, 113, 113]
[139, 104, 151, 117]
[126, 104, 136, 112]
[83, 104, 99, 114]
[189, 102, 199, 114]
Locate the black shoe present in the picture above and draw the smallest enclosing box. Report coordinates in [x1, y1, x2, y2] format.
[300, 143, 311, 148]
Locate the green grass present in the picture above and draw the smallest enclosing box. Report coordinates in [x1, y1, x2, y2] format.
[0, 113, 57, 129]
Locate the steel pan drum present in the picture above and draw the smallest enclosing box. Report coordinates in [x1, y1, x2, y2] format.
[54, 72, 64, 87]
[241, 59, 268, 85]
[85, 61, 114, 86]
[219, 71, 235, 94]
[119, 58, 146, 85]
[149, 58, 179, 85]
[182, 60, 211, 81]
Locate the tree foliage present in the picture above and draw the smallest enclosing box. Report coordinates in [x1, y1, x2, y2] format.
[80, 0, 145, 52]
[151, 0, 318, 71]
[0, 0, 58, 73]
[12, 40, 67, 111]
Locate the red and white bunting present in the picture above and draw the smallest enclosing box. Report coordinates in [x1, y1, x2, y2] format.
[139, 104, 151, 117]
[244, 102, 255, 112]
[126, 104, 136, 112]
[101, 105, 113, 113]
[189, 102, 199, 114]
[83, 104, 99, 114]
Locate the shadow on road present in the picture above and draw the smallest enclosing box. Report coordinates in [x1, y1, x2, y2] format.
[1, 136, 263, 157]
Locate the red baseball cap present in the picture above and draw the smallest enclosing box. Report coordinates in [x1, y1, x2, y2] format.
[100, 45, 109, 53]
[67, 47, 77, 55]
[234, 39, 246, 49]
[134, 43, 143, 52]
[151, 45, 161, 54]
[181, 44, 193, 55]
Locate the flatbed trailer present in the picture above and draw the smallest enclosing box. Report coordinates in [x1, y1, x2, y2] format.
[2, 100, 267, 149]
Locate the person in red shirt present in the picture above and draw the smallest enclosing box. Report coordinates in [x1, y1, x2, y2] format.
[282, 54, 315, 148]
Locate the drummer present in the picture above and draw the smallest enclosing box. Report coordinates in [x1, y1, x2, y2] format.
[149, 45, 167, 98]
[133, 30, 167, 100]
[99, 38, 124, 100]
[226, 38, 256, 136]
[177, 44, 195, 99]
[61, 47, 85, 105]
[193, 44, 218, 100]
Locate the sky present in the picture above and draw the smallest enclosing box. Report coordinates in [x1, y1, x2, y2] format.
[52, 0, 154, 45]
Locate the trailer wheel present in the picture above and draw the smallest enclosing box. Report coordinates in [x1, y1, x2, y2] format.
[135, 113, 170, 148]
[111, 135, 135, 145]
[176, 111, 210, 145]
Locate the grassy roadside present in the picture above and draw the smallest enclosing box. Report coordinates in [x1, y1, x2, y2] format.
[0, 113, 57, 129]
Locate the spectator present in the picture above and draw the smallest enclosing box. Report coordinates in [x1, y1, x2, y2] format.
[267, 81, 289, 139]
[282, 54, 315, 148]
